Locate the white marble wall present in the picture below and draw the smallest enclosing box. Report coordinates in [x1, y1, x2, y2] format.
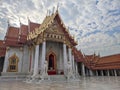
[46, 41, 64, 71]
[3, 47, 23, 73]
[21, 45, 29, 73]
[2, 41, 70, 75]
[3, 50, 10, 72]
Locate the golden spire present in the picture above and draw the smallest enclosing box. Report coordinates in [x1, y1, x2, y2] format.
[57, 3, 60, 11]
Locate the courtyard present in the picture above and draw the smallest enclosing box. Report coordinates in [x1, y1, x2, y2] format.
[0, 76, 120, 90]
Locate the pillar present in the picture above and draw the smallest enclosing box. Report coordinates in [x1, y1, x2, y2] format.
[114, 69, 117, 76]
[107, 70, 110, 76]
[63, 43, 68, 76]
[101, 70, 104, 76]
[82, 63, 85, 76]
[30, 48, 34, 72]
[96, 70, 98, 76]
[41, 41, 46, 73]
[72, 55, 75, 74]
[68, 48, 72, 63]
[75, 61, 78, 74]
[3, 50, 9, 72]
[33, 45, 39, 77]
[68, 48, 72, 70]
[29, 50, 32, 72]
[59, 49, 62, 70]
[89, 69, 93, 76]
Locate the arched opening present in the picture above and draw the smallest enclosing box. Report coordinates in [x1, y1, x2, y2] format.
[48, 54, 54, 70]
[47, 52, 57, 75]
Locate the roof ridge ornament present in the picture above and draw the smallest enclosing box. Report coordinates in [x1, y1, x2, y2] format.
[7, 19, 10, 27]
[57, 3, 60, 11]
[19, 17, 22, 36]
[52, 6, 55, 14]
[6, 19, 10, 37]
[27, 16, 31, 33]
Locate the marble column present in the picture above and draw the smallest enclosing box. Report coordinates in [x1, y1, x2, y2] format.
[89, 69, 93, 76]
[72, 55, 75, 74]
[30, 48, 34, 72]
[68, 48, 72, 70]
[3, 50, 9, 72]
[33, 45, 39, 77]
[82, 63, 85, 76]
[75, 62, 78, 74]
[107, 70, 110, 76]
[114, 69, 117, 76]
[68, 48, 72, 62]
[59, 49, 62, 70]
[41, 41, 46, 73]
[63, 43, 68, 76]
[101, 70, 104, 76]
[96, 70, 98, 76]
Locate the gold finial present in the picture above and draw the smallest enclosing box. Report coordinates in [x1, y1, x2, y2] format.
[52, 6, 55, 14]
[7, 19, 10, 27]
[57, 3, 60, 11]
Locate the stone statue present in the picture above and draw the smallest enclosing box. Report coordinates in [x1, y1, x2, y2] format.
[67, 61, 74, 80]
[39, 60, 49, 80]
[44, 60, 48, 75]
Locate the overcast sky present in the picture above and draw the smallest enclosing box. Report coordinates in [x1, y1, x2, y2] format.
[0, 0, 120, 56]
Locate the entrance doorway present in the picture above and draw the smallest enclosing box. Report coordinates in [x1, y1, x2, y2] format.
[48, 54, 54, 70]
[47, 52, 56, 75]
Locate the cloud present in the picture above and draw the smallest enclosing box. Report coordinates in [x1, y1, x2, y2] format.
[0, 0, 120, 56]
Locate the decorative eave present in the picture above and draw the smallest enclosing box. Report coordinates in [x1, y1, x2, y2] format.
[27, 10, 77, 46]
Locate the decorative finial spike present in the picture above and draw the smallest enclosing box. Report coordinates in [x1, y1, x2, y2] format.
[98, 52, 100, 57]
[19, 17, 21, 25]
[57, 3, 60, 11]
[52, 6, 55, 14]
[27, 16, 30, 33]
[7, 19, 10, 27]
[47, 9, 49, 16]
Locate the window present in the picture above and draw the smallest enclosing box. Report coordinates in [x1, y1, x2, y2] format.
[8, 53, 19, 72]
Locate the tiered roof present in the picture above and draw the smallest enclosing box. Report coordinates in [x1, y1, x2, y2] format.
[4, 21, 40, 47]
[72, 47, 84, 62]
[93, 54, 120, 70]
[79, 53, 120, 70]
[0, 40, 6, 57]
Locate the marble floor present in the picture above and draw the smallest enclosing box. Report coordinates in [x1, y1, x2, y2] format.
[0, 76, 120, 90]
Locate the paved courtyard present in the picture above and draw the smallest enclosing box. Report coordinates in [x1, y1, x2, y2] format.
[0, 76, 120, 90]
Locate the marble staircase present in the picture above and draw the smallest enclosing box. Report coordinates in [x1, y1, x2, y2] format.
[49, 75, 66, 81]
[0, 72, 28, 80]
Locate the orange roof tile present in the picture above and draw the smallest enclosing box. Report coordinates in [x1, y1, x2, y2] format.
[30, 22, 40, 32]
[89, 54, 120, 70]
[97, 54, 120, 64]
[0, 40, 6, 57]
[20, 24, 28, 35]
[6, 26, 19, 38]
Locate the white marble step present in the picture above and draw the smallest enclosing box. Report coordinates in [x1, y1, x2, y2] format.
[0, 72, 28, 80]
[49, 75, 66, 81]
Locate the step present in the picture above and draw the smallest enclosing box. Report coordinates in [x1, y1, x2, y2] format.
[49, 75, 66, 81]
[0, 72, 28, 80]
